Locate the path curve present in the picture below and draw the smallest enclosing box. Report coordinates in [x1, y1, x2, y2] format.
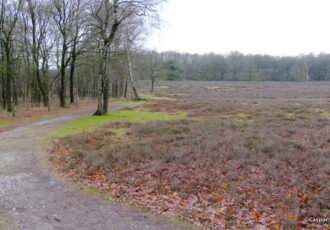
[0, 105, 189, 230]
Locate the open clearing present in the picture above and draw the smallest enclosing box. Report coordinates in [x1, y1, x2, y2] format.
[49, 81, 330, 229]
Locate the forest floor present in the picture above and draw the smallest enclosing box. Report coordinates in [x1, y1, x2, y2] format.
[0, 102, 195, 230]
[49, 81, 330, 229]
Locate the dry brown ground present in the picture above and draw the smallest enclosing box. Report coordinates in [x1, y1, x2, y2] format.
[50, 81, 330, 229]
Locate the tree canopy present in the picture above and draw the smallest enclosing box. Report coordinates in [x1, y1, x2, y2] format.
[136, 51, 330, 82]
[159, 59, 184, 81]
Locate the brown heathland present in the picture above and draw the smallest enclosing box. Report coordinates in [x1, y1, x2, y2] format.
[50, 81, 330, 229]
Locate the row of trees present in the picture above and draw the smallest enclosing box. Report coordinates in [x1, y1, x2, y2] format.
[0, 0, 162, 115]
[136, 51, 330, 83]
[1, 0, 328, 117]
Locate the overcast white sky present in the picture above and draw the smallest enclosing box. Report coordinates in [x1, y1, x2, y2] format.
[145, 0, 330, 56]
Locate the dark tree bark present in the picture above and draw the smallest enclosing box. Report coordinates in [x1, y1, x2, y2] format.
[1, 69, 6, 110]
[1, 46, 6, 109]
[151, 76, 155, 93]
[4, 44, 13, 112]
[102, 77, 109, 114]
[27, 0, 49, 108]
[69, 53, 76, 104]
[94, 50, 107, 115]
[13, 75, 18, 105]
[0, 0, 21, 113]
[59, 41, 67, 107]
[124, 79, 128, 98]
[69, 0, 82, 104]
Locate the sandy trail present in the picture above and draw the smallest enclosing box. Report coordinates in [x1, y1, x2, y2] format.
[0, 105, 188, 230]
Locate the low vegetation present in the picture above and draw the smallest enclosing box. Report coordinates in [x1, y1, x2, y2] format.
[49, 82, 330, 229]
[0, 120, 12, 128]
[48, 108, 186, 139]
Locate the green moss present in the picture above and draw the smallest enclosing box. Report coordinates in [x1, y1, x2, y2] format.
[85, 187, 99, 194]
[171, 216, 201, 229]
[48, 109, 187, 139]
[83, 186, 110, 199]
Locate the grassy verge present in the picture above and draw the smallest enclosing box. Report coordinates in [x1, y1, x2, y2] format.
[48, 109, 187, 139]
[0, 120, 14, 128]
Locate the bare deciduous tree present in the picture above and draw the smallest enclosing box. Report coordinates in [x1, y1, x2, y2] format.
[91, 0, 164, 115]
[0, 0, 22, 113]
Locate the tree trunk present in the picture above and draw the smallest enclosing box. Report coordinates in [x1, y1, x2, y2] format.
[34, 70, 49, 108]
[1, 73, 6, 110]
[5, 70, 12, 112]
[1, 49, 6, 109]
[59, 40, 67, 107]
[124, 79, 128, 98]
[5, 45, 13, 112]
[102, 78, 109, 114]
[59, 69, 66, 107]
[127, 53, 140, 101]
[47, 91, 51, 111]
[94, 55, 106, 115]
[94, 48, 109, 116]
[151, 76, 155, 93]
[13, 76, 18, 105]
[69, 54, 76, 104]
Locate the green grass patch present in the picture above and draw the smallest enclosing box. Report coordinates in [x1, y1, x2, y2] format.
[206, 86, 236, 91]
[206, 86, 250, 92]
[314, 108, 330, 119]
[82, 186, 110, 199]
[293, 102, 304, 107]
[155, 85, 170, 89]
[48, 109, 187, 139]
[218, 113, 253, 126]
[0, 119, 14, 128]
[219, 112, 249, 119]
[140, 93, 177, 101]
[286, 113, 295, 117]
[110, 100, 137, 105]
[111, 128, 128, 139]
[158, 92, 189, 96]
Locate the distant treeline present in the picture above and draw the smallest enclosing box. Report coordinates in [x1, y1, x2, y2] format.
[137, 51, 330, 81]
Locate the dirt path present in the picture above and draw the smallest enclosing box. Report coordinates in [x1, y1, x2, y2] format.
[0, 105, 190, 230]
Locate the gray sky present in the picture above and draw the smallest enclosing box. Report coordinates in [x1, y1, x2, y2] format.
[145, 0, 330, 56]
